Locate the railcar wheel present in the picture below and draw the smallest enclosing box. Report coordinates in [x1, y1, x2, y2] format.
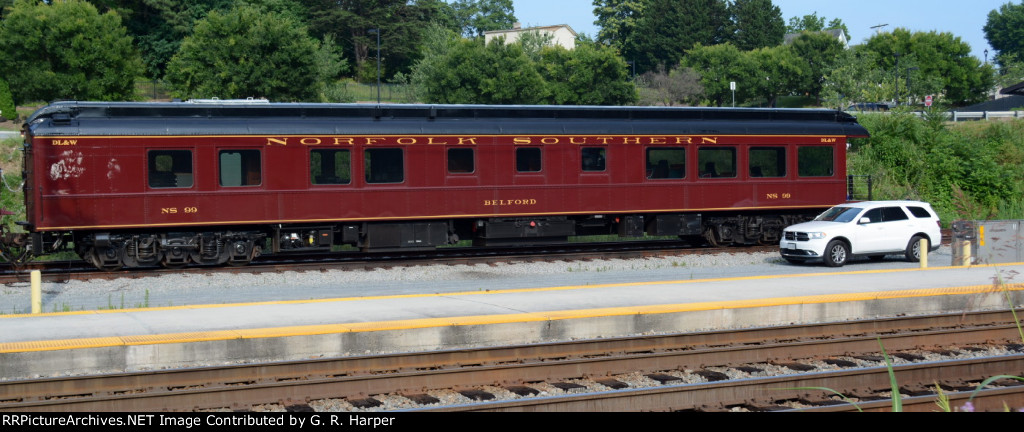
[703, 228, 721, 247]
[225, 240, 259, 266]
[823, 240, 848, 267]
[905, 235, 925, 262]
[84, 247, 124, 272]
[161, 242, 191, 269]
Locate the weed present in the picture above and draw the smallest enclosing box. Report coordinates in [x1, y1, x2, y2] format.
[878, 338, 902, 412]
[934, 382, 951, 412]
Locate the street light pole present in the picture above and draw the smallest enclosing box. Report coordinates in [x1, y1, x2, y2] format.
[368, 28, 381, 104]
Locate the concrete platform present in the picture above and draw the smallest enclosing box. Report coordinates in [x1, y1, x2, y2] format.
[2, 263, 1023, 379]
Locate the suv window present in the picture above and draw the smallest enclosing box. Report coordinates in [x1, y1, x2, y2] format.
[860, 208, 882, 224]
[882, 206, 909, 221]
[861, 207, 909, 224]
[815, 206, 862, 222]
[907, 206, 932, 218]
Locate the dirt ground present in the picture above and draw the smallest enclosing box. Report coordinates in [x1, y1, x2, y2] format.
[0, 118, 18, 132]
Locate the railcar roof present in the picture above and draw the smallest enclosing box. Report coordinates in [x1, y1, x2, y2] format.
[25, 101, 870, 137]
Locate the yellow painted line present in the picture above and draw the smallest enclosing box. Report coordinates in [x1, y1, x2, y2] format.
[5, 262, 1023, 319]
[2, 263, 1023, 353]
[3, 281, 1022, 353]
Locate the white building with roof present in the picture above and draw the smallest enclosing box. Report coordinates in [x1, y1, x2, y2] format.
[484, 23, 577, 50]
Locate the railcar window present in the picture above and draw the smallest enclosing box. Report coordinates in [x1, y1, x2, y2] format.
[447, 148, 475, 174]
[516, 147, 542, 172]
[581, 148, 606, 172]
[646, 148, 685, 179]
[311, 149, 351, 185]
[698, 147, 736, 178]
[365, 148, 404, 183]
[797, 146, 834, 177]
[148, 150, 193, 188]
[219, 150, 261, 187]
[749, 147, 786, 178]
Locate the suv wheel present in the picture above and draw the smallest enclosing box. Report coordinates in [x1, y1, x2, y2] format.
[824, 240, 848, 267]
[905, 235, 925, 262]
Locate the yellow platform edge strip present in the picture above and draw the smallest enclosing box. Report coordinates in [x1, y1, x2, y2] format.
[3, 279, 1022, 354]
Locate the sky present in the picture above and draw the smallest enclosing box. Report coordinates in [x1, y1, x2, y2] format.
[510, 0, 1010, 62]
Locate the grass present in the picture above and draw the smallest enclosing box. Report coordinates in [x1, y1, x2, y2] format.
[98, 289, 151, 311]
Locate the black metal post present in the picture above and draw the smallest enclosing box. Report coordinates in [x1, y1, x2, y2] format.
[368, 29, 381, 104]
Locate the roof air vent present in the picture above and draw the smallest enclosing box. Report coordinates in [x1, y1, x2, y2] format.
[51, 113, 72, 125]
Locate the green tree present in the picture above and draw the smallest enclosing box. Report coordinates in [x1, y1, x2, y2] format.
[789, 31, 845, 102]
[727, 0, 785, 50]
[413, 34, 634, 106]
[450, 0, 516, 37]
[517, 29, 556, 61]
[307, 0, 454, 82]
[312, 34, 352, 101]
[409, 22, 462, 101]
[636, 66, 703, 106]
[165, 5, 327, 101]
[0, 0, 143, 104]
[538, 42, 637, 105]
[994, 58, 1024, 88]
[592, 0, 645, 51]
[625, 0, 730, 74]
[786, 12, 849, 41]
[681, 42, 752, 106]
[864, 28, 994, 106]
[821, 47, 895, 109]
[984, 1, 1024, 65]
[418, 38, 544, 104]
[746, 45, 803, 107]
[0, 77, 15, 122]
[95, 0, 236, 79]
[0, 0, 12, 19]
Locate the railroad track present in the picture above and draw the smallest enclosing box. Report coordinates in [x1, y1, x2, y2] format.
[2, 309, 1021, 412]
[0, 228, 954, 284]
[0, 240, 772, 284]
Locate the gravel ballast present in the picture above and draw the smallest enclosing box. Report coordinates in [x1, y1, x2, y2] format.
[1, 246, 954, 315]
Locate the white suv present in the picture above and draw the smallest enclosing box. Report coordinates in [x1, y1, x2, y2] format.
[780, 201, 942, 267]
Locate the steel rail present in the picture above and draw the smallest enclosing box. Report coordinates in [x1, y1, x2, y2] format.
[0, 241, 774, 284]
[414, 355, 1024, 412]
[0, 309, 1019, 412]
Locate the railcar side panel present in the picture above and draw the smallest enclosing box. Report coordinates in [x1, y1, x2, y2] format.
[17, 102, 869, 268]
[29, 134, 851, 230]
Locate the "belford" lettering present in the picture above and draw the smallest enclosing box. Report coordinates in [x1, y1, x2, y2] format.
[484, 199, 537, 206]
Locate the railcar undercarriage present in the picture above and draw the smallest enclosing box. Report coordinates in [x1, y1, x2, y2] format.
[72, 230, 267, 271]
[0, 210, 819, 271]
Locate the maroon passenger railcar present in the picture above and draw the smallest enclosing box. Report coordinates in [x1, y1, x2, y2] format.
[16, 100, 869, 269]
